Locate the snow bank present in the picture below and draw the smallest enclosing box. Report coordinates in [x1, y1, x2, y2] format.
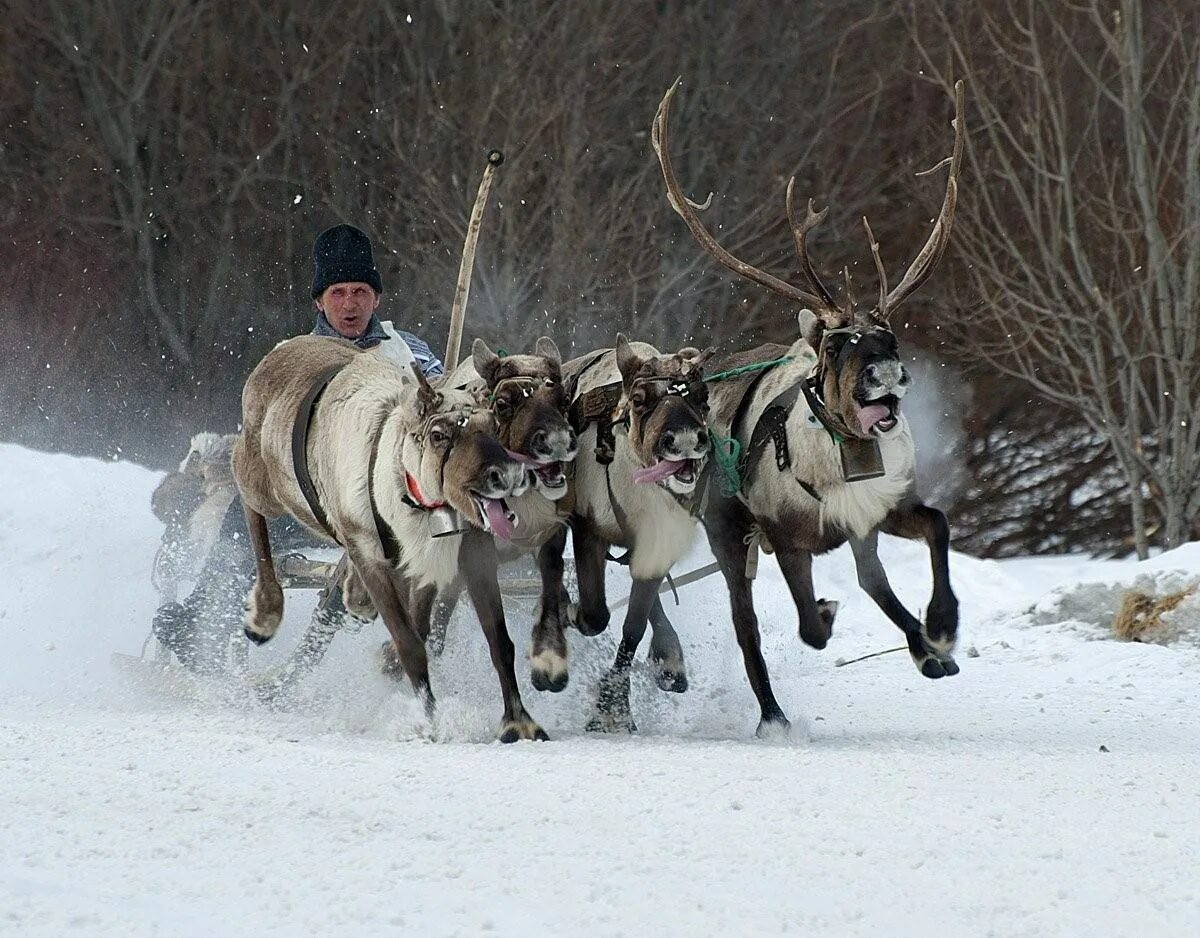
[2, 442, 1198, 937]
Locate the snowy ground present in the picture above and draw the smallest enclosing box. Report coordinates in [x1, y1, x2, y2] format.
[1, 442, 1198, 937]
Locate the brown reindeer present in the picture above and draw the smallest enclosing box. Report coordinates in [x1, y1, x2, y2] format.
[651, 78, 966, 736]
[232, 334, 547, 742]
[384, 336, 583, 692]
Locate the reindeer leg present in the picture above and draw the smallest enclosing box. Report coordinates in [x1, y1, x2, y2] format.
[647, 597, 687, 693]
[426, 577, 461, 656]
[530, 526, 570, 692]
[460, 531, 548, 742]
[706, 504, 791, 735]
[242, 503, 284, 644]
[342, 536, 435, 713]
[571, 519, 610, 637]
[586, 576, 659, 734]
[380, 582, 438, 677]
[880, 502, 960, 667]
[770, 546, 837, 650]
[849, 529, 958, 679]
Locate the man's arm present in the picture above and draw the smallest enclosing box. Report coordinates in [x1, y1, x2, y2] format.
[398, 330, 444, 377]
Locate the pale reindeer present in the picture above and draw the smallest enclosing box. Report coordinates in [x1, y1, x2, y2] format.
[232, 335, 548, 742]
[538, 336, 714, 732]
[642, 78, 966, 736]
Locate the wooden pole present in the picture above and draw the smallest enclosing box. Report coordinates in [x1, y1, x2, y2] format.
[445, 148, 504, 370]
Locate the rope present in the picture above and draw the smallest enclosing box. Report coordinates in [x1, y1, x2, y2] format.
[709, 429, 743, 496]
[703, 356, 794, 384]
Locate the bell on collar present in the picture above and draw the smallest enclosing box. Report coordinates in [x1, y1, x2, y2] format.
[428, 506, 468, 538]
[839, 437, 886, 482]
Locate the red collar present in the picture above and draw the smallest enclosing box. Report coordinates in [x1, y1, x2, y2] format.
[405, 472, 447, 510]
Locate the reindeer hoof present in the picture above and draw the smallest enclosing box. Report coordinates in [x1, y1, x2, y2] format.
[243, 580, 283, 644]
[919, 657, 949, 679]
[585, 711, 637, 734]
[243, 627, 272, 646]
[499, 719, 550, 743]
[939, 655, 960, 676]
[531, 670, 569, 693]
[755, 714, 793, 740]
[529, 648, 569, 693]
[574, 607, 609, 637]
[653, 667, 688, 694]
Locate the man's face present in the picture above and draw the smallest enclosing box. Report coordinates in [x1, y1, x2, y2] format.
[316, 282, 380, 339]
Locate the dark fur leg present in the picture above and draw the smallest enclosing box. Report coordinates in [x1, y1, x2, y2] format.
[571, 519, 610, 637]
[766, 528, 834, 650]
[647, 597, 687, 693]
[881, 503, 960, 659]
[586, 577, 660, 734]
[530, 526, 570, 692]
[242, 503, 284, 644]
[706, 505, 791, 735]
[381, 582, 440, 677]
[461, 531, 548, 742]
[849, 530, 958, 679]
[342, 538, 434, 712]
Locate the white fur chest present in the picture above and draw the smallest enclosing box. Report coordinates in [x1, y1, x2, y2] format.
[740, 360, 916, 538]
[574, 425, 699, 580]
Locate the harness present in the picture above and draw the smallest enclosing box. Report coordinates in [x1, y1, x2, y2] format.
[722, 326, 890, 506]
[566, 355, 711, 593]
[291, 367, 473, 563]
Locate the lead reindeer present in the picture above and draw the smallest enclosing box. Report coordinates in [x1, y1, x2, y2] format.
[652, 78, 966, 736]
[233, 335, 548, 742]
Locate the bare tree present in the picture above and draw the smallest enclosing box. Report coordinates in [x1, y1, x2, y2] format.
[909, 0, 1200, 555]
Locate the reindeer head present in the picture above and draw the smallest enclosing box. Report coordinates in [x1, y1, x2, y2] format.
[396, 364, 529, 540]
[472, 336, 577, 500]
[616, 335, 714, 495]
[653, 78, 964, 442]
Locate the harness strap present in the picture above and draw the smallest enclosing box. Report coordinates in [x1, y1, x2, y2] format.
[568, 381, 624, 465]
[367, 434, 401, 564]
[292, 364, 347, 541]
[800, 373, 845, 446]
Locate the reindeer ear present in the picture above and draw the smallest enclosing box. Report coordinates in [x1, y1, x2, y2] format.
[410, 362, 441, 417]
[797, 308, 824, 347]
[615, 334, 643, 386]
[533, 336, 561, 367]
[472, 338, 502, 386]
[687, 345, 717, 370]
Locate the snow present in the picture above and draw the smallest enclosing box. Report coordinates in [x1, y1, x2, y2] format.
[2, 441, 1198, 936]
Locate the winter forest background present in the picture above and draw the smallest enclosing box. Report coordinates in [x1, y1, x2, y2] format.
[1, 0, 1197, 559]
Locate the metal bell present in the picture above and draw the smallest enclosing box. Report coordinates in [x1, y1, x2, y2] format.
[427, 506, 468, 538]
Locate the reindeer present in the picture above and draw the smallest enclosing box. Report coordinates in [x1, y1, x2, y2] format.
[650, 78, 965, 736]
[539, 335, 713, 732]
[232, 334, 548, 742]
[382, 336, 582, 693]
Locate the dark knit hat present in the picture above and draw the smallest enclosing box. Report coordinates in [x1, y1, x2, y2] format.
[311, 224, 384, 298]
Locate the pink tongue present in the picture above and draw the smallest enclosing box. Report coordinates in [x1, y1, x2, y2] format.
[504, 448, 542, 467]
[484, 499, 515, 541]
[632, 459, 685, 485]
[857, 404, 891, 434]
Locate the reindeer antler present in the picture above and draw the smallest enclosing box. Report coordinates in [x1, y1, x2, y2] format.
[652, 78, 840, 315]
[785, 181, 838, 311]
[875, 80, 965, 320]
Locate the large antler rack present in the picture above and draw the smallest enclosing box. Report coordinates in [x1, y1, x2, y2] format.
[651, 77, 842, 319]
[653, 78, 966, 325]
[869, 79, 965, 321]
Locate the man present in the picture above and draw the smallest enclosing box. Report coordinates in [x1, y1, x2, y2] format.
[151, 224, 443, 674]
